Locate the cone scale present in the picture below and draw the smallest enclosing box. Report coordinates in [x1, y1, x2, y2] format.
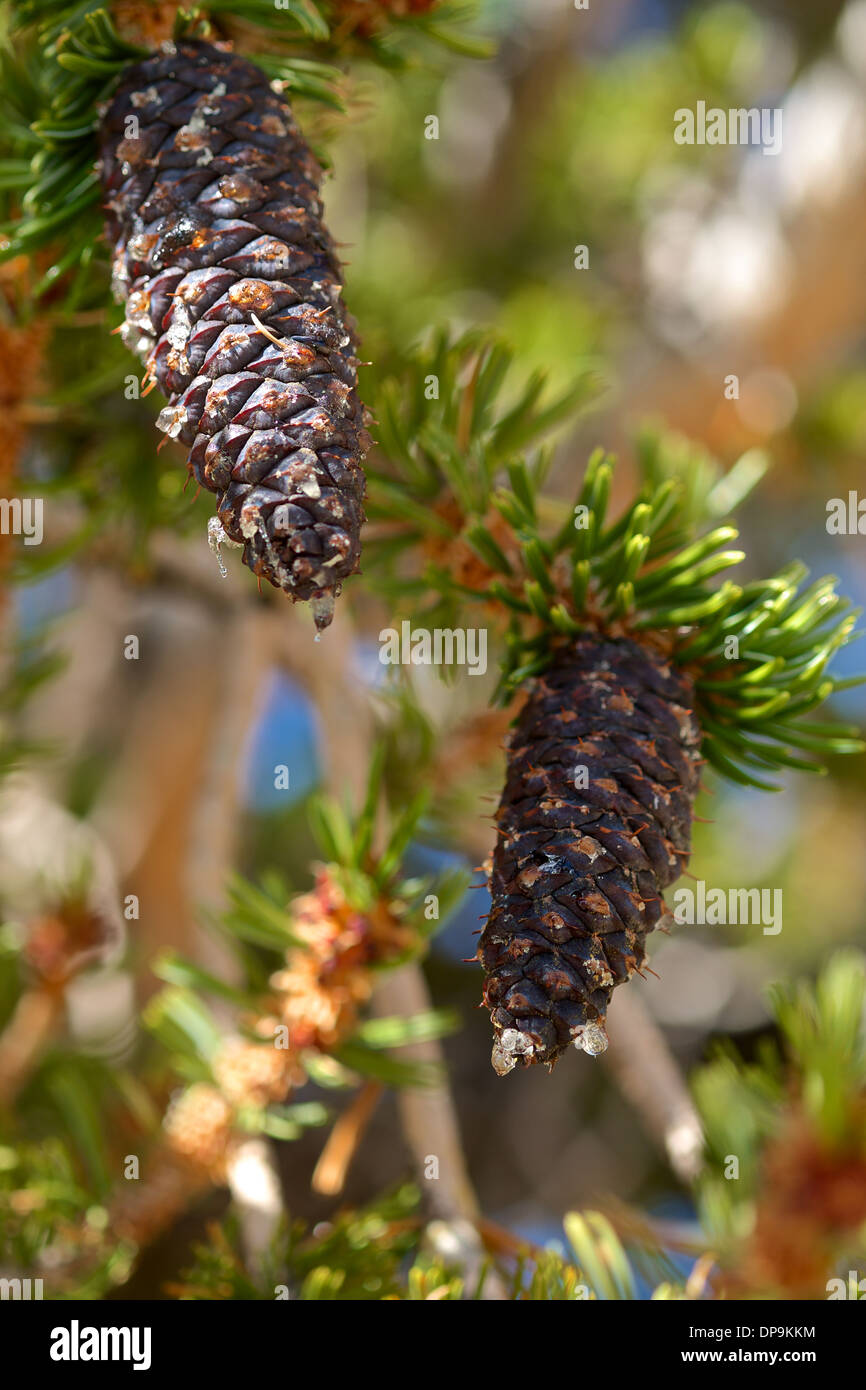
[99, 39, 369, 629]
[478, 632, 702, 1074]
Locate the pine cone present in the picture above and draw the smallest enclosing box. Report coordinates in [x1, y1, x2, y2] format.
[99, 39, 369, 629]
[478, 633, 702, 1074]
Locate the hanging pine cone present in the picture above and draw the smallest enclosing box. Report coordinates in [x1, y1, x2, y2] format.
[99, 39, 369, 629]
[478, 633, 702, 1075]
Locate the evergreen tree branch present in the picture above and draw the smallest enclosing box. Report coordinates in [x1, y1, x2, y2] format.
[367, 332, 864, 787]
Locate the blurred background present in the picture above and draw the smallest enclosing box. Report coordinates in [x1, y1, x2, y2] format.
[2, 0, 866, 1297]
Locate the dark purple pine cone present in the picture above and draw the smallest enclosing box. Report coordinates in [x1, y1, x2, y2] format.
[99, 39, 369, 630]
[478, 633, 702, 1074]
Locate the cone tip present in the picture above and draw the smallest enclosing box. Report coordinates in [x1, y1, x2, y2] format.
[310, 591, 336, 632]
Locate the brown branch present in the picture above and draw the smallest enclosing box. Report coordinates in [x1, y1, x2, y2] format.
[603, 987, 704, 1183]
[312, 1080, 384, 1197]
[269, 611, 505, 1293]
[0, 987, 63, 1107]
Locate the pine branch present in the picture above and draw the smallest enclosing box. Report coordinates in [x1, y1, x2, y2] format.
[692, 952, 866, 1298]
[139, 749, 465, 1229]
[0, 1, 487, 296]
[167, 1184, 690, 1299]
[368, 331, 864, 1076]
[369, 332, 863, 788]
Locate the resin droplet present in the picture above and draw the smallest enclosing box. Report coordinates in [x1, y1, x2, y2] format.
[491, 1027, 535, 1077]
[574, 1022, 609, 1057]
[207, 517, 241, 578]
[310, 590, 335, 633]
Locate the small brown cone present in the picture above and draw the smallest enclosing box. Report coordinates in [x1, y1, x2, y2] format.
[478, 633, 701, 1074]
[99, 39, 369, 629]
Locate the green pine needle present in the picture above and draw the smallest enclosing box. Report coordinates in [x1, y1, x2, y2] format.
[368, 332, 861, 790]
[1, 0, 485, 298]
